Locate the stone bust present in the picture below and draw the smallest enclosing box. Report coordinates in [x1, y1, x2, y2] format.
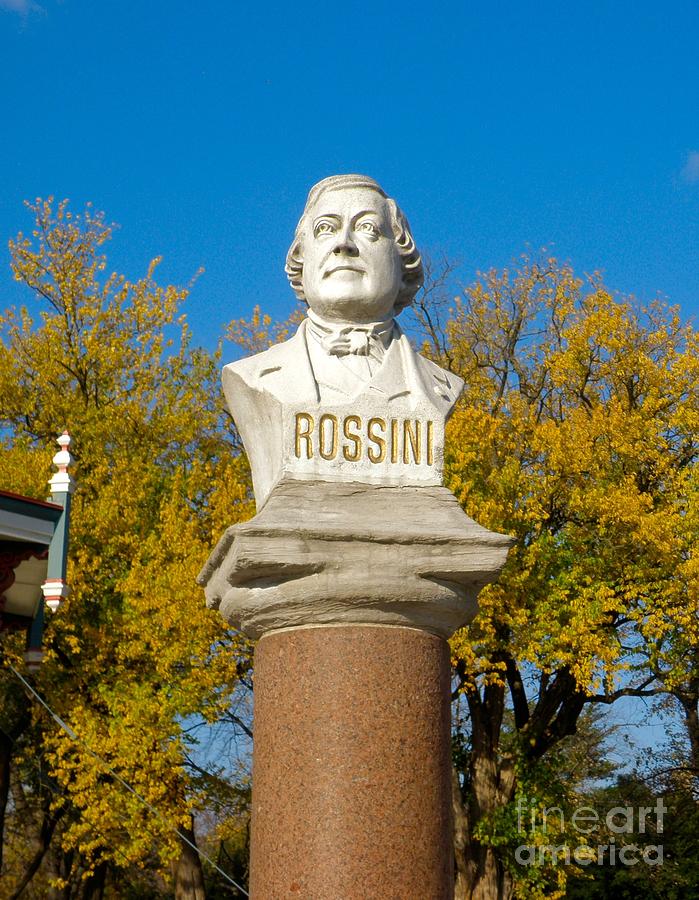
[200, 175, 512, 640]
[223, 174, 464, 507]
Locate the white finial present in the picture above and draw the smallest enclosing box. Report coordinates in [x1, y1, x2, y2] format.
[42, 579, 70, 612]
[48, 430, 75, 495]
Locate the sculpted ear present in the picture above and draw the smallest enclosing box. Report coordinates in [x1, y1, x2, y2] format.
[285, 234, 305, 301]
[385, 199, 423, 313]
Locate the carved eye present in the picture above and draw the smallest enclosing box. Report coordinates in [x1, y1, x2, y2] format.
[356, 220, 379, 237]
[314, 220, 336, 237]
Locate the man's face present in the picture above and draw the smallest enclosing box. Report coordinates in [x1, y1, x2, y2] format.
[300, 187, 403, 323]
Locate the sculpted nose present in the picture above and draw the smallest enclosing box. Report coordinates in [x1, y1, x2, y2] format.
[332, 225, 359, 256]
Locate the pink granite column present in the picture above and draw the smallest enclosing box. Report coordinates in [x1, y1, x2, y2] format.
[249, 624, 453, 900]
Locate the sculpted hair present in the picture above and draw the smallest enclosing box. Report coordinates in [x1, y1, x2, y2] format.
[285, 174, 424, 313]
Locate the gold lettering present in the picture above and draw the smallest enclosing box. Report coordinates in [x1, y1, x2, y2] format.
[426, 420, 434, 466]
[295, 413, 314, 458]
[403, 420, 421, 465]
[318, 413, 339, 460]
[367, 417, 387, 463]
[390, 419, 399, 463]
[342, 415, 362, 461]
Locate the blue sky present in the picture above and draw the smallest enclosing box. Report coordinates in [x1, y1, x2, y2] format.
[1, 0, 698, 349]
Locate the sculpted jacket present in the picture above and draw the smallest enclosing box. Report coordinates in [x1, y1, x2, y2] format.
[223, 318, 464, 506]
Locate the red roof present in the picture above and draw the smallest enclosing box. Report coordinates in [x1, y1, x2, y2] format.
[0, 489, 62, 511]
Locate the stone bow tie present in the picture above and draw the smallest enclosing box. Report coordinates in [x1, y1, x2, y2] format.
[307, 310, 394, 358]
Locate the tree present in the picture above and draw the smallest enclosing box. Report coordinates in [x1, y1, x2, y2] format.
[0, 199, 254, 896]
[408, 257, 697, 898]
[566, 771, 699, 899]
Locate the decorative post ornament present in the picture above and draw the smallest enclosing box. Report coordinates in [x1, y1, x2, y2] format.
[23, 432, 75, 671]
[43, 431, 74, 612]
[199, 176, 513, 898]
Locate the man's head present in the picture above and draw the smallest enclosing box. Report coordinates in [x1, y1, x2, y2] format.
[285, 174, 423, 323]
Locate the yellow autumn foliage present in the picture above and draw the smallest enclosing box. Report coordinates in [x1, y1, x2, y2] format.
[0, 199, 254, 887]
[435, 260, 697, 698]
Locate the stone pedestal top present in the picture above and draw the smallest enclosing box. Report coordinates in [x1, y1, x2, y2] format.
[198, 477, 513, 640]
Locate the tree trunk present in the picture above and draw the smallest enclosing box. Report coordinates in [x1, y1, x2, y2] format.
[8, 806, 63, 899]
[452, 765, 471, 899]
[79, 859, 107, 899]
[0, 730, 11, 874]
[470, 848, 513, 900]
[174, 817, 206, 900]
[0, 694, 30, 877]
[46, 846, 73, 900]
[453, 754, 515, 900]
[677, 692, 699, 774]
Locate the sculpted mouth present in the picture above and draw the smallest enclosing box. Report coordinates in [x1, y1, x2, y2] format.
[325, 265, 365, 277]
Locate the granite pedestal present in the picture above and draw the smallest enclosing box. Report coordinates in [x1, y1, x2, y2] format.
[251, 624, 452, 899]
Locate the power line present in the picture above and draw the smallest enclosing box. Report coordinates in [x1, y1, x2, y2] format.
[5, 662, 249, 897]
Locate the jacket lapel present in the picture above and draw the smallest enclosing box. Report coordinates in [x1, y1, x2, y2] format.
[255, 320, 320, 404]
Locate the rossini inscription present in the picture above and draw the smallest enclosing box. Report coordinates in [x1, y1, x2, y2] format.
[293, 413, 434, 466]
[277, 399, 445, 487]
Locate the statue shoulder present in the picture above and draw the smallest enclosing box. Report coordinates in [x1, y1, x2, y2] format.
[223, 324, 305, 392]
[415, 352, 464, 391]
[408, 347, 465, 413]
